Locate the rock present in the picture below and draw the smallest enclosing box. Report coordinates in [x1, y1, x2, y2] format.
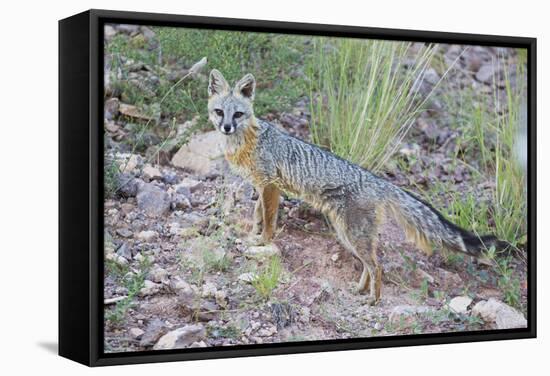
[116, 228, 133, 238]
[180, 212, 209, 229]
[202, 282, 217, 298]
[238, 272, 258, 283]
[162, 171, 180, 185]
[171, 193, 191, 210]
[120, 154, 142, 174]
[129, 327, 145, 340]
[117, 24, 140, 34]
[153, 324, 206, 350]
[116, 242, 132, 260]
[104, 25, 117, 40]
[257, 325, 277, 337]
[116, 173, 139, 197]
[149, 266, 169, 284]
[137, 230, 158, 242]
[330, 253, 340, 262]
[140, 26, 156, 41]
[139, 280, 162, 296]
[437, 268, 463, 289]
[119, 103, 154, 121]
[415, 268, 435, 284]
[142, 165, 163, 181]
[104, 97, 120, 120]
[171, 131, 224, 175]
[215, 290, 227, 308]
[475, 63, 499, 84]
[169, 276, 197, 305]
[176, 178, 204, 193]
[189, 341, 207, 348]
[104, 120, 120, 133]
[472, 298, 527, 329]
[139, 318, 168, 347]
[136, 183, 171, 217]
[244, 244, 281, 259]
[105, 253, 129, 266]
[448, 296, 473, 315]
[389, 305, 432, 323]
[423, 68, 440, 85]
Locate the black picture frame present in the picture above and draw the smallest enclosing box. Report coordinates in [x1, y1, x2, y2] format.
[59, 9, 537, 367]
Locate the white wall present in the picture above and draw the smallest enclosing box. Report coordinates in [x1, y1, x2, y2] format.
[0, 0, 546, 374]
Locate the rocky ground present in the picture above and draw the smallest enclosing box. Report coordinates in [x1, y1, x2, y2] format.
[103, 25, 527, 353]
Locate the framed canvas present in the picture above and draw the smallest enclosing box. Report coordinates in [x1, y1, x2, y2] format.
[59, 9, 536, 366]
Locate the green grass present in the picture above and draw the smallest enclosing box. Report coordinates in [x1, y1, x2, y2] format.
[251, 256, 283, 300]
[307, 38, 440, 172]
[105, 257, 152, 325]
[437, 53, 527, 247]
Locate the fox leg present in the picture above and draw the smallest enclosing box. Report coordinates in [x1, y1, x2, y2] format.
[251, 194, 263, 235]
[370, 236, 383, 302]
[331, 216, 377, 304]
[260, 184, 280, 243]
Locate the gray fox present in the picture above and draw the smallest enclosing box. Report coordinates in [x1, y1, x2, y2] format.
[207, 69, 509, 305]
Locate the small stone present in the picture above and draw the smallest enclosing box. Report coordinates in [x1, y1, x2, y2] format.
[171, 131, 224, 175]
[137, 230, 158, 242]
[202, 282, 217, 298]
[116, 242, 132, 260]
[120, 154, 142, 174]
[142, 165, 163, 181]
[415, 268, 435, 284]
[330, 253, 340, 262]
[189, 340, 207, 348]
[423, 68, 440, 85]
[139, 280, 162, 296]
[104, 97, 120, 120]
[238, 272, 258, 283]
[172, 193, 191, 210]
[373, 322, 383, 331]
[448, 296, 473, 315]
[475, 63, 499, 84]
[162, 171, 180, 185]
[215, 290, 227, 308]
[176, 178, 204, 193]
[116, 173, 139, 198]
[389, 305, 431, 323]
[114, 254, 128, 266]
[136, 183, 171, 217]
[139, 318, 167, 347]
[244, 244, 281, 259]
[153, 324, 206, 350]
[115, 228, 132, 238]
[129, 327, 145, 340]
[472, 298, 527, 329]
[149, 266, 169, 284]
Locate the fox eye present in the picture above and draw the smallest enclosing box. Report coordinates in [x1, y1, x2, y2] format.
[214, 109, 224, 117]
[233, 111, 244, 119]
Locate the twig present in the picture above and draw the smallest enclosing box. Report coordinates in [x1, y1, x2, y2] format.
[104, 296, 128, 305]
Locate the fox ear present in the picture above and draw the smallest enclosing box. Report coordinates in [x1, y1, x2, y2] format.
[235, 73, 256, 100]
[208, 69, 229, 97]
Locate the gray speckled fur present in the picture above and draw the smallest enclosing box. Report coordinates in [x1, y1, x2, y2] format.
[208, 69, 504, 303]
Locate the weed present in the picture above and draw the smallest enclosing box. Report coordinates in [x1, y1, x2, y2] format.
[308, 39, 444, 172]
[105, 257, 152, 325]
[251, 256, 283, 300]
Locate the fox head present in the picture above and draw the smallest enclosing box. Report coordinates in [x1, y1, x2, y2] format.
[208, 69, 256, 136]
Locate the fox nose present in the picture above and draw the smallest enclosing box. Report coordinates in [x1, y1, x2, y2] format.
[223, 124, 232, 133]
